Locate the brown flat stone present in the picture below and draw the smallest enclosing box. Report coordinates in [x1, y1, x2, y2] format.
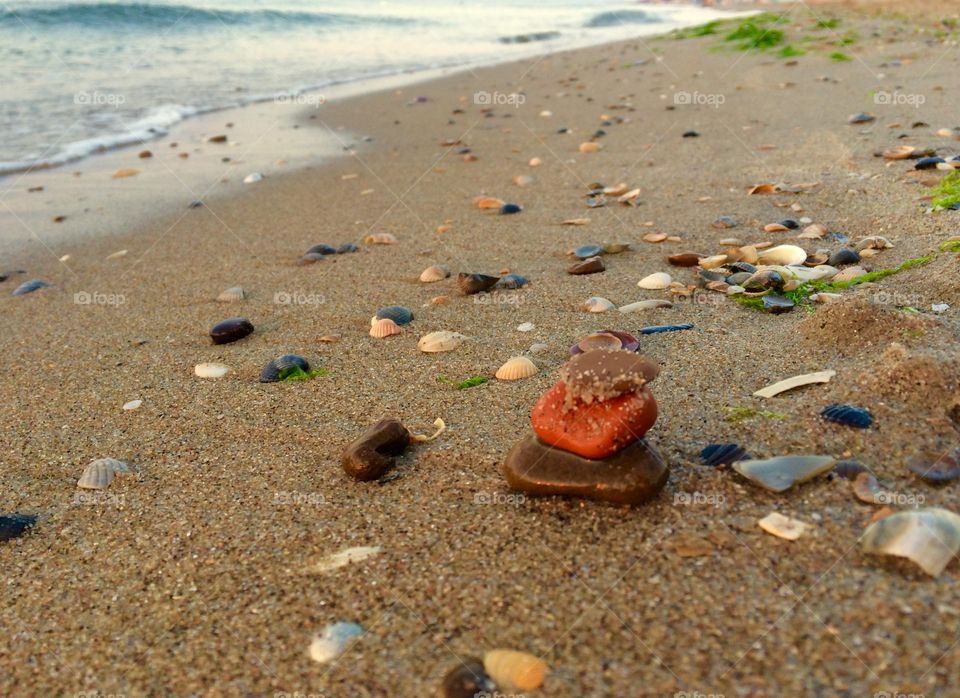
[567, 256, 605, 275]
[502, 434, 668, 505]
[342, 418, 410, 481]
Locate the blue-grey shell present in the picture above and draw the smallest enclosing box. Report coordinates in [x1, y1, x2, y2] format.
[497, 274, 528, 289]
[337, 243, 359, 253]
[821, 404, 873, 429]
[0, 514, 37, 541]
[375, 305, 413, 325]
[12, 279, 50, 296]
[573, 244, 603, 259]
[639, 323, 693, 335]
[260, 354, 310, 383]
[700, 444, 748, 468]
[306, 244, 337, 255]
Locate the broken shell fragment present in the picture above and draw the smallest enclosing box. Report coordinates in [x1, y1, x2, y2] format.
[370, 318, 402, 338]
[753, 370, 836, 398]
[798, 223, 827, 239]
[567, 257, 604, 275]
[77, 458, 129, 490]
[821, 404, 873, 429]
[496, 356, 538, 381]
[733, 456, 836, 492]
[758, 512, 809, 541]
[418, 331, 465, 353]
[852, 472, 884, 504]
[861, 508, 960, 577]
[483, 649, 548, 692]
[855, 236, 894, 252]
[637, 272, 672, 290]
[309, 622, 364, 664]
[458, 272, 499, 295]
[881, 144, 916, 160]
[700, 444, 748, 468]
[195, 362, 230, 378]
[0, 514, 38, 542]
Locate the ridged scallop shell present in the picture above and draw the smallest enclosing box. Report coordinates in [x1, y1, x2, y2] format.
[419, 265, 450, 283]
[216, 286, 246, 302]
[370, 318, 402, 338]
[637, 272, 671, 290]
[363, 233, 398, 245]
[581, 297, 615, 313]
[483, 649, 548, 691]
[861, 508, 960, 576]
[495, 356, 538, 381]
[195, 362, 230, 378]
[417, 331, 465, 353]
[757, 244, 807, 266]
[77, 458, 129, 490]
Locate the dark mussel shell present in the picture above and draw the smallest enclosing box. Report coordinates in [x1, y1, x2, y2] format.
[260, 354, 310, 383]
[496, 273, 528, 289]
[573, 244, 603, 259]
[726, 271, 753, 286]
[906, 449, 960, 484]
[299, 252, 325, 265]
[779, 219, 799, 230]
[337, 242, 359, 254]
[728, 262, 757, 274]
[828, 248, 860, 267]
[0, 514, 38, 542]
[763, 295, 795, 314]
[700, 444, 748, 468]
[682, 130, 700, 138]
[639, 323, 694, 335]
[569, 329, 640, 355]
[567, 257, 604, 275]
[743, 269, 784, 292]
[834, 459, 871, 480]
[12, 279, 50, 296]
[821, 404, 873, 429]
[210, 317, 254, 345]
[915, 157, 946, 170]
[457, 273, 499, 295]
[376, 305, 414, 325]
[500, 203, 522, 215]
[306, 243, 337, 256]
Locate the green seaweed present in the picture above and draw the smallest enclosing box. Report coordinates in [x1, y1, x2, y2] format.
[438, 375, 488, 390]
[939, 239, 960, 252]
[815, 18, 841, 29]
[779, 45, 805, 58]
[930, 171, 960, 212]
[279, 366, 329, 382]
[670, 20, 723, 39]
[724, 406, 786, 424]
[829, 51, 852, 62]
[725, 20, 786, 51]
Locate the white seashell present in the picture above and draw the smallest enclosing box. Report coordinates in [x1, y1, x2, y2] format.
[528, 343, 548, 355]
[516, 322, 535, 332]
[803, 265, 839, 281]
[637, 272, 672, 290]
[496, 356, 538, 381]
[758, 512, 810, 541]
[195, 362, 230, 378]
[810, 292, 842, 304]
[123, 399, 142, 411]
[243, 172, 263, 184]
[726, 285, 745, 295]
[861, 508, 960, 577]
[364, 233, 398, 245]
[753, 370, 836, 398]
[582, 296, 615, 313]
[105, 249, 127, 260]
[619, 299, 673, 314]
[309, 623, 364, 664]
[59, 254, 71, 262]
[757, 244, 807, 266]
[417, 331, 465, 353]
[77, 458, 129, 490]
[217, 286, 246, 302]
[698, 255, 728, 269]
[484, 649, 548, 691]
[833, 266, 868, 282]
[797, 224, 826, 239]
[733, 456, 836, 492]
[308, 546, 382, 574]
[419, 265, 450, 283]
[369, 318, 402, 338]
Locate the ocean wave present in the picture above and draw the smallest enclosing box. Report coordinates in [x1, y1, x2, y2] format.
[585, 10, 657, 29]
[0, 3, 421, 30]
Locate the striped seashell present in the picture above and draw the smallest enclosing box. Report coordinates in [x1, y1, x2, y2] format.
[77, 458, 129, 490]
[637, 272, 672, 290]
[495, 356, 538, 381]
[195, 362, 230, 378]
[217, 286, 246, 302]
[363, 233, 398, 245]
[419, 265, 450, 283]
[483, 649, 548, 691]
[417, 331, 465, 353]
[370, 318, 402, 338]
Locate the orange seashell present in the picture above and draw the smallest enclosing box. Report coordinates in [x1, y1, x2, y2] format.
[882, 144, 915, 160]
[364, 233, 398, 245]
[430, 296, 449, 305]
[748, 183, 777, 195]
[579, 142, 601, 153]
[369, 318, 402, 338]
[495, 356, 538, 381]
[764, 223, 789, 233]
[112, 168, 139, 179]
[483, 650, 548, 692]
[436, 224, 451, 234]
[475, 197, 505, 210]
[528, 157, 543, 167]
[462, 153, 478, 162]
[643, 232, 667, 243]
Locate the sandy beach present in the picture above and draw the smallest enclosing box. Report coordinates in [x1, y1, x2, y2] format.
[2, 2, 960, 696]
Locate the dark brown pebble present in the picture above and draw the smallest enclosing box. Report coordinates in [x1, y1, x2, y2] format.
[906, 449, 960, 484]
[440, 657, 496, 698]
[503, 435, 668, 505]
[457, 272, 499, 295]
[567, 256, 604, 275]
[342, 418, 411, 481]
[828, 248, 860, 267]
[210, 318, 254, 344]
[667, 252, 704, 267]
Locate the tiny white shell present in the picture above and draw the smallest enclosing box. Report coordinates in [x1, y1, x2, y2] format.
[309, 546, 382, 574]
[758, 512, 810, 541]
[77, 458, 129, 490]
[516, 322, 535, 332]
[243, 172, 263, 184]
[308, 623, 364, 664]
[217, 286, 246, 302]
[637, 272, 672, 290]
[495, 357, 538, 381]
[195, 362, 230, 378]
[105, 249, 128, 260]
[370, 318, 402, 338]
[417, 331, 465, 353]
[753, 370, 836, 399]
[581, 296, 615, 313]
[122, 399, 142, 411]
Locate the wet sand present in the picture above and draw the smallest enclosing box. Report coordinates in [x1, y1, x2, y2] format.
[1, 3, 959, 696]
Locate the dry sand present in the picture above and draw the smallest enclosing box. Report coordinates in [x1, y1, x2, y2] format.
[1, 3, 960, 696]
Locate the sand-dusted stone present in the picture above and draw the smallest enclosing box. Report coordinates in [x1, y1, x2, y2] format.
[567, 256, 604, 275]
[503, 435, 668, 505]
[342, 418, 410, 481]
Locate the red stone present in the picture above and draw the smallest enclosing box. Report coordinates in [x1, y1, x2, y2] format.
[530, 380, 657, 460]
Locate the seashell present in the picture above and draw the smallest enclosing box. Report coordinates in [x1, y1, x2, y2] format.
[643, 232, 668, 243]
[260, 354, 310, 382]
[308, 546, 382, 574]
[585, 195, 605, 208]
[699, 254, 728, 270]
[441, 657, 496, 698]
[706, 280, 730, 293]
[828, 248, 860, 267]
[757, 244, 806, 266]
[513, 174, 534, 187]
[579, 142, 601, 153]
[567, 257, 604, 275]
[458, 272, 499, 295]
[748, 183, 777, 195]
[77, 458, 129, 490]
[619, 300, 673, 313]
[638, 323, 693, 335]
[112, 168, 139, 178]
[123, 399, 142, 411]
[915, 157, 945, 170]
[713, 216, 738, 229]
[500, 203, 522, 215]
[637, 272, 671, 290]
[299, 252, 325, 265]
[0, 513, 38, 542]
[758, 512, 809, 541]
[528, 342, 548, 355]
[855, 236, 894, 252]
[337, 242, 359, 253]
[12, 279, 50, 296]
[582, 297, 615, 313]
[852, 471, 884, 504]
[733, 455, 836, 492]
[810, 292, 842, 303]
[375, 305, 413, 325]
[105, 249, 128, 260]
[754, 370, 836, 398]
[496, 356, 538, 381]
[667, 252, 702, 267]
[881, 144, 915, 160]
[738, 245, 759, 264]
[803, 251, 830, 267]
[420, 264, 450, 283]
[743, 269, 784, 292]
[727, 285, 746, 295]
[700, 444, 748, 468]
[725, 272, 752, 286]
[603, 183, 629, 196]
[763, 295, 794, 314]
[764, 223, 789, 233]
[729, 261, 757, 274]
[369, 318, 402, 338]
[821, 404, 873, 429]
[496, 273, 528, 289]
[309, 622, 364, 664]
[906, 449, 960, 484]
[861, 508, 960, 577]
[243, 172, 263, 184]
[798, 223, 827, 239]
[835, 459, 871, 480]
[210, 318, 254, 345]
[475, 197, 505, 209]
[306, 243, 337, 256]
[719, 237, 742, 246]
[318, 334, 340, 343]
[418, 331, 465, 353]
[516, 322, 535, 332]
[364, 233, 398, 244]
[217, 286, 246, 302]
[561, 218, 590, 226]
[195, 362, 230, 378]
[483, 649, 548, 692]
[577, 332, 622, 353]
[573, 244, 603, 259]
[430, 296, 449, 305]
[529, 157, 542, 167]
[617, 188, 640, 205]
[832, 266, 867, 282]
[848, 112, 875, 124]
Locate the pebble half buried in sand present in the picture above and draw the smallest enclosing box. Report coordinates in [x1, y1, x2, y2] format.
[210, 318, 254, 345]
[342, 418, 410, 481]
[0, 514, 38, 542]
